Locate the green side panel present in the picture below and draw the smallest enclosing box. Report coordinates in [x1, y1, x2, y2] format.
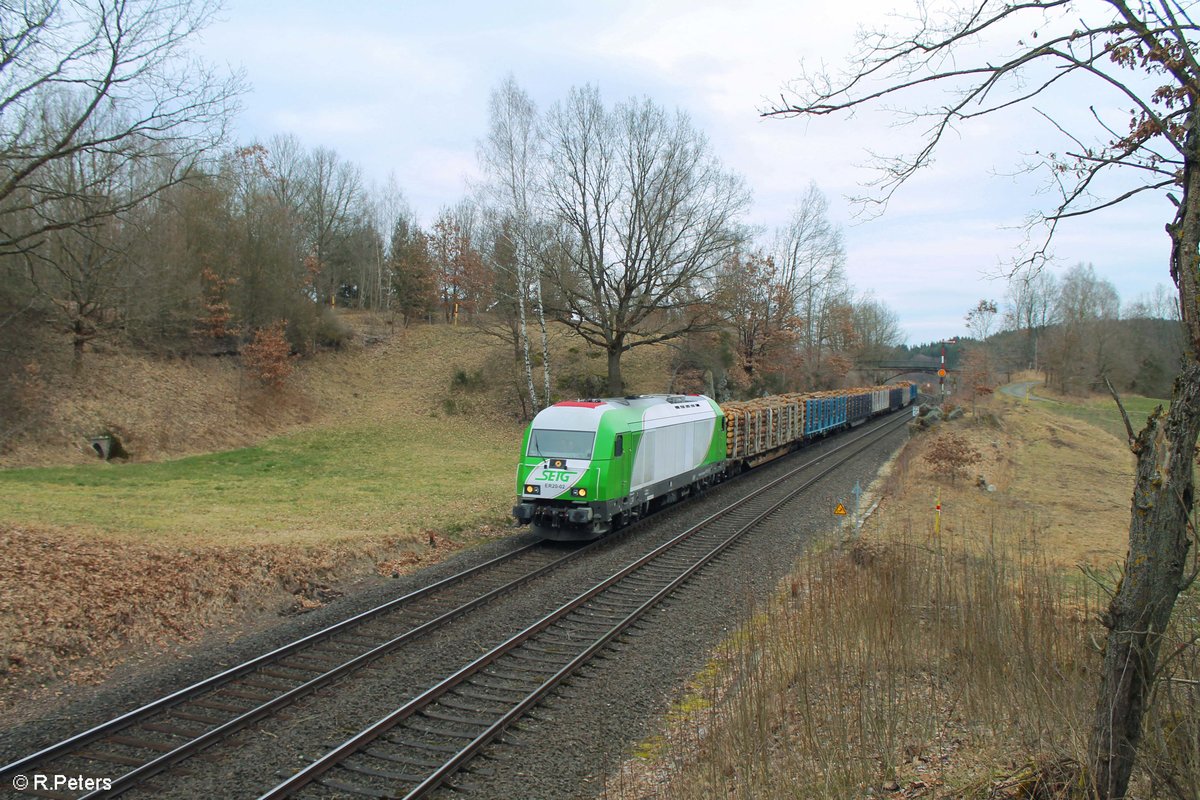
[594, 410, 628, 502]
[703, 396, 727, 465]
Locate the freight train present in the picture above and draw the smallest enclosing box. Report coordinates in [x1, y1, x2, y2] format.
[512, 382, 917, 541]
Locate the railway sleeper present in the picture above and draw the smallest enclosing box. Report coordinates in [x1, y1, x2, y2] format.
[553, 619, 616, 636]
[363, 746, 445, 769]
[339, 759, 426, 783]
[384, 733, 465, 753]
[573, 607, 625, 624]
[535, 634, 588, 649]
[447, 776, 484, 793]
[482, 665, 550, 682]
[277, 656, 341, 673]
[170, 708, 226, 725]
[403, 717, 483, 740]
[308, 642, 360, 657]
[104, 734, 177, 753]
[466, 675, 532, 695]
[449, 686, 524, 707]
[506, 650, 569, 668]
[317, 776, 404, 799]
[587, 596, 635, 611]
[216, 687, 274, 702]
[258, 665, 314, 681]
[520, 641, 575, 656]
[139, 720, 205, 739]
[331, 633, 381, 647]
[236, 675, 293, 691]
[75, 749, 146, 767]
[439, 691, 506, 713]
[189, 696, 254, 713]
[421, 706, 497, 727]
[494, 658, 562, 676]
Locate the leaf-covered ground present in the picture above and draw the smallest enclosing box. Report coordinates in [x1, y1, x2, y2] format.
[0, 315, 674, 709]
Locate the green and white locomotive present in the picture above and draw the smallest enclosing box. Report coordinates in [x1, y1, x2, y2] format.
[512, 382, 918, 541]
[512, 395, 728, 541]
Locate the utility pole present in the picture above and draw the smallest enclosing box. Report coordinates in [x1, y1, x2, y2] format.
[939, 337, 957, 401]
[939, 342, 945, 400]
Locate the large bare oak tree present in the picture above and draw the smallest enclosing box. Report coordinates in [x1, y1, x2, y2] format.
[767, 1, 1200, 796]
[543, 86, 749, 395]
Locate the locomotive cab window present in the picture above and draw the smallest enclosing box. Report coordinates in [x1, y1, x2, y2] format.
[613, 434, 623, 457]
[527, 429, 596, 460]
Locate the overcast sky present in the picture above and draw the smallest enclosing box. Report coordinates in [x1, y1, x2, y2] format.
[198, 0, 1173, 345]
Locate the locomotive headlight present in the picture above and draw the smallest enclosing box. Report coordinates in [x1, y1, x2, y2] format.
[570, 487, 587, 498]
[524, 484, 540, 495]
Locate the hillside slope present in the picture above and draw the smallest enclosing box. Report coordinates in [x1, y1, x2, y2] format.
[0, 315, 674, 709]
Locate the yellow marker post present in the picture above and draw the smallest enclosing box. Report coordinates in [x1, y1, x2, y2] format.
[934, 491, 941, 536]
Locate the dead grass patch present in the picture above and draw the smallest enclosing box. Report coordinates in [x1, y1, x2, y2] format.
[867, 395, 1130, 569]
[0, 522, 492, 709]
[605, 391, 1163, 799]
[606, 533, 1100, 800]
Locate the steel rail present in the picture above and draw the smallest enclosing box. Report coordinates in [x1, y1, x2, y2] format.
[259, 409, 911, 799]
[2, 538, 587, 798]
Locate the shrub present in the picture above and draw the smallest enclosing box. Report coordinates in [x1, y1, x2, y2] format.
[241, 321, 294, 389]
[450, 367, 486, 392]
[923, 432, 981, 483]
[314, 307, 353, 349]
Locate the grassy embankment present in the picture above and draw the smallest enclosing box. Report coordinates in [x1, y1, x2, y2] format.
[0, 318, 675, 704]
[607, 387, 1199, 799]
[0, 417, 516, 545]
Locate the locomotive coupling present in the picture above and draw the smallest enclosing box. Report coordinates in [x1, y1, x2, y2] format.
[511, 503, 594, 527]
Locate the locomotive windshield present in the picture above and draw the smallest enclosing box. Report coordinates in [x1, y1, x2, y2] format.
[527, 429, 595, 460]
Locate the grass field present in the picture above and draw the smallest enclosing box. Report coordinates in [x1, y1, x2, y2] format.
[0, 415, 522, 545]
[1037, 390, 1166, 442]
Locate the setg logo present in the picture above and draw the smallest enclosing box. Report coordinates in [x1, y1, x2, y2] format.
[539, 470, 574, 482]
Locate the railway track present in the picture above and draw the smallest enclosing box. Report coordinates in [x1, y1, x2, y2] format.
[2, 407, 913, 800]
[0, 539, 603, 800]
[258, 410, 911, 800]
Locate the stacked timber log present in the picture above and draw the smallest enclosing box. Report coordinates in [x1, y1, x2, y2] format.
[720, 383, 910, 460]
[720, 394, 803, 459]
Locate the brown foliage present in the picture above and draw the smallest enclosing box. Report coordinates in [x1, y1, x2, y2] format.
[196, 267, 238, 339]
[241, 321, 294, 389]
[430, 214, 489, 323]
[923, 431, 981, 483]
[713, 249, 803, 393]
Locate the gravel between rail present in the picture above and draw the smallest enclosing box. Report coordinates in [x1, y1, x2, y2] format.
[0, 416, 909, 800]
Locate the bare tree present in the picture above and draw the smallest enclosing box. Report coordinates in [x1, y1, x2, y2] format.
[543, 86, 749, 395]
[305, 147, 365, 305]
[0, 0, 243, 257]
[965, 298, 999, 341]
[1126, 281, 1182, 321]
[851, 294, 903, 363]
[768, 2, 1200, 796]
[774, 183, 850, 386]
[1005, 268, 1058, 370]
[368, 174, 410, 313]
[1045, 263, 1122, 391]
[477, 76, 552, 412]
[713, 248, 801, 394]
